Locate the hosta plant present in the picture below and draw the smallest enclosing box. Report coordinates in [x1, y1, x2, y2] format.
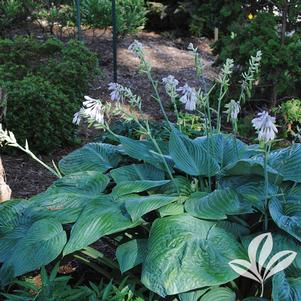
[1, 41, 301, 301]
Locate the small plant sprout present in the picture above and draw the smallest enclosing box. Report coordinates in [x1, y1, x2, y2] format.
[252, 111, 278, 143]
[177, 84, 197, 111]
[0, 124, 61, 178]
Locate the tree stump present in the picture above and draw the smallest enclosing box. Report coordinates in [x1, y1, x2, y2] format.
[0, 157, 11, 202]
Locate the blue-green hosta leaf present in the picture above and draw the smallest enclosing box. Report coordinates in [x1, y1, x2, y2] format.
[158, 200, 185, 217]
[178, 288, 210, 301]
[194, 134, 253, 167]
[269, 144, 301, 183]
[119, 136, 173, 171]
[0, 200, 33, 262]
[269, 198, 301, 242]
[272, 271, 301, 301]
[169, 129, 219, 176]
[63, 196, 140, 255]
[185, 189, 252, 220]
[281, 182, 301, 202]
[141, 214, 246, 297]
[59, 143, 122, 175]
[216, 220, 250, 238]
[111, 180, 170, 197]
[220, 176, 279, 212]
[199, 287, 236, 301]
[153, 176, 192, 196]
[110, 164, 165, 183]
[116, 239, 148, 273]
[29, 171, 110, 224]
[222, 158, 281, 184]
[0, 218, 66, 280]
[123, 194, 177, 221]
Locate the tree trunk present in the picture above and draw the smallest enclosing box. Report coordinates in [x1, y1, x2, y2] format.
[0, 157, 11, 202]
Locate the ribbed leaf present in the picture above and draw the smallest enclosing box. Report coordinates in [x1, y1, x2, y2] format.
[59, 143, 122, 175]
[222, 159, 281, 183]
[110, 164, 165, 183]
[154, 176, 192, 196]
[123, 194, 176, 221]
[141, 214, 246, 296]
[199, 287, 236, 301]
[29, 171, 109, 224]
[158, 201, 185, 217]
[119, 136, 173, 171]
[112, 180, 170, 197]
[116, 239, 148, 273]
[220, 176, 278, 212]
[194, 134, 253, 167]
[63, 196, 140, 255]
[0, 218, 66, 280]
[272, 272, 301, 301]
[185, 189, 252, 220]
[0, 200, 33, 262]
[169, 129, 219, 176]
[269, 144, 301, 183]
[269, 198, 301, 242]
[178, 288, 209, 301]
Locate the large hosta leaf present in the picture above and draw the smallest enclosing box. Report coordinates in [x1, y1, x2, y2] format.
[29, 171, 109, 224]
[272, 271, 301, 301]
[0, 218, 66, 282]
[199, 287, 236, 301]
[194, 134, 254, 167]
[116, 239, 148, 273]
[269, 198, 301, 242]
[122, 194, 176, 221]
[220, 176, 278, 212]
[119, 136, 173, 171]
[63, 196, 140, 255]
[141, 214, 246, 296]
[185, 189, 252, 220]
[59, 143, 122, 175]
[169, 129, 219, 176]
[222, 158, 281, 183]
[110, 164, 165, 183]
[0, 200, 33, 262]
[111, 180, 170, 197]
[269, 144, 301, 183]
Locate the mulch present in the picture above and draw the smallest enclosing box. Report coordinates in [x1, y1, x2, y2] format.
[1, 29, 217, 199]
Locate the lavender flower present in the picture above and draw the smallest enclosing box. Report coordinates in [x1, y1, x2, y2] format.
[177, 84, 197, 111]
[252, 111, 278, 142]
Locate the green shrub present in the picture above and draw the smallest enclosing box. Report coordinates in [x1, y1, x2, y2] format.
[0, 0, 36, 36]
[282, 98, 301, 125]
[4, 75, 79, 152]
[0, 37, 99, 153]
[213, 9, 301, 104]
[81, 0, 147, 35]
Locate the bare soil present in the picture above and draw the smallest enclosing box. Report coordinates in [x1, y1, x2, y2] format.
[1, 30, 217, 199]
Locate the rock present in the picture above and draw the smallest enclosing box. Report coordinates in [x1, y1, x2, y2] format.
[0, 157, 11, 202]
